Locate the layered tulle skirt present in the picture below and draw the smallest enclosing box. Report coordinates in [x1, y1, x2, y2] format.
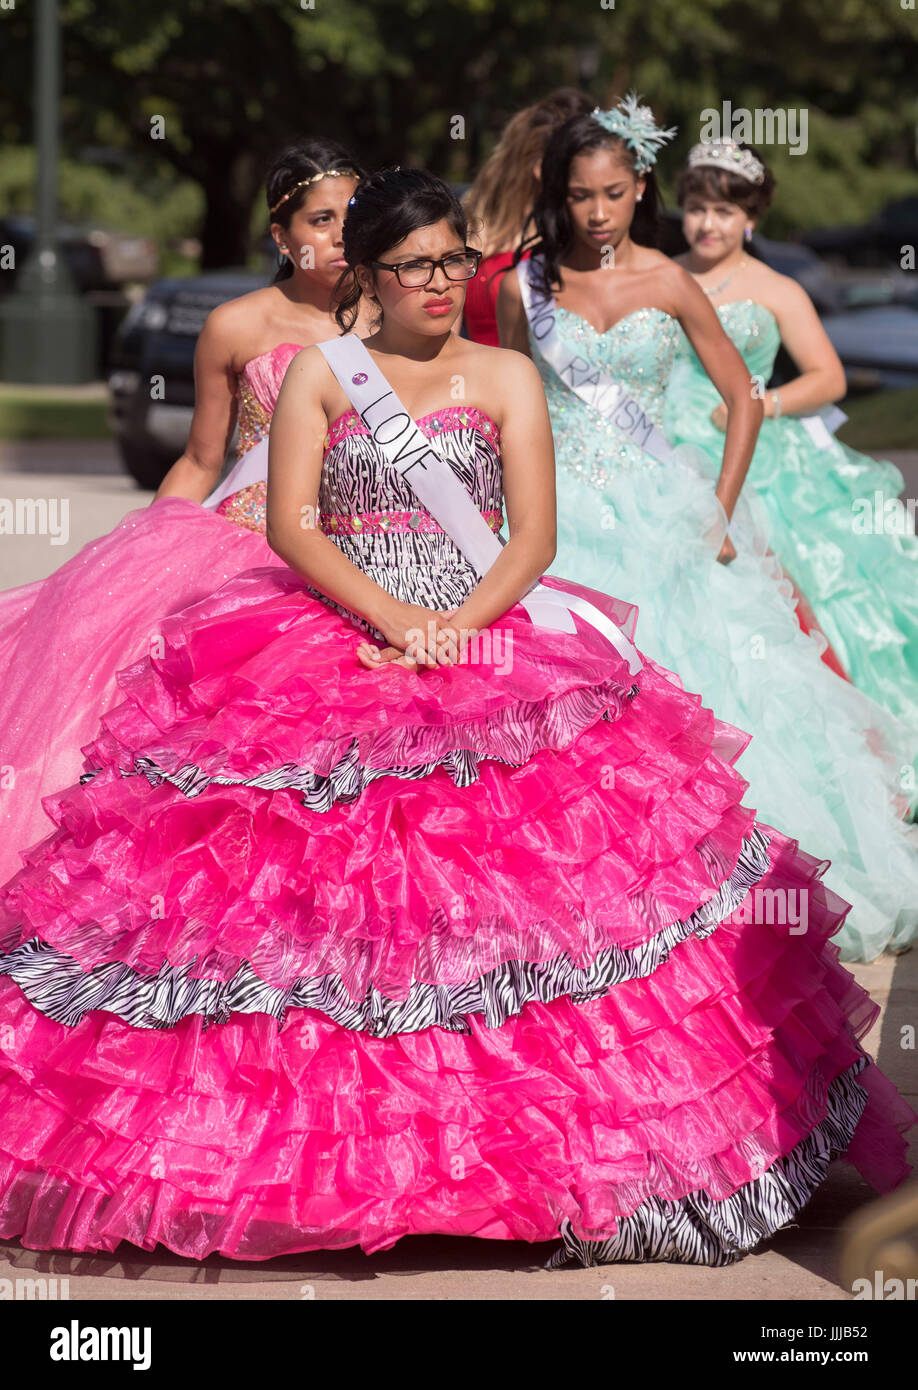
[665, 368, 918, 735]
[0, 497, 279, 884]
[0, 564, 913, 1263]
[550, 447, 918, 961]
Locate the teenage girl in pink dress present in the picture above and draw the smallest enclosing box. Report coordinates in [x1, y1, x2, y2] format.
[0, 138, 371, 880]
[0, 168, 911, 1269]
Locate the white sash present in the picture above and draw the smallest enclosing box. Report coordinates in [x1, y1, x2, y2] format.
[518, 257, 676, 465]
[800, 405, 847, 451]
[203, 437, 269, 510]
[316, 336, 642, 675]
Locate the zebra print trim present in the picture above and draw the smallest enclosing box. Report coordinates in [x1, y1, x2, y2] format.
[545, 1058, 870, 1268]
[0, 830, 770, 1036]
[80, 681, 640, 811]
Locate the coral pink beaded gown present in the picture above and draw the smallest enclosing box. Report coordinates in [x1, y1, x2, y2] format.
[0, 381, 913, 1267]
[0, 344, 299, 883]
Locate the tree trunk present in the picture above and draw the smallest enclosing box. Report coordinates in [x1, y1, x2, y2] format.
[197, 154, 261, 271]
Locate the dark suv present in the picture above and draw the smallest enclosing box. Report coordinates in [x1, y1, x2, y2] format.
[108, 269, 263, 489]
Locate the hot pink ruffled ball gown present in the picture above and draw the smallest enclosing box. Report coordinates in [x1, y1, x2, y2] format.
[0, 389, 913, 1267]
[0, 343, 300, 883]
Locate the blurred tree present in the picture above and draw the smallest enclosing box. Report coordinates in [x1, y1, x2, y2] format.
[0, 0, 914, 266]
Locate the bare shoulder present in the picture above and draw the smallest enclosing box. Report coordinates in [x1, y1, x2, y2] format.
[644, 254, 704, 314]
[201, 287, 275, 364]
[756, 264, 814, 310]
[482, 343, 545, 417]
[283, 342, 335, 384]
[650, 252, 695, 291]
[205, 285, 274, 333]
[460, 337, 537, 383]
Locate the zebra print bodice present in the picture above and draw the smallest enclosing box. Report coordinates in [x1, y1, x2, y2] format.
[314, 404, 505, 633]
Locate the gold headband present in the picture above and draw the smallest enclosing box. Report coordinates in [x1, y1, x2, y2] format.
[269, 168, 358, 216]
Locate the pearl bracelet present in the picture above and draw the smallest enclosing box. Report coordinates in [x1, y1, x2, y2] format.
[771, 390, 783, 418]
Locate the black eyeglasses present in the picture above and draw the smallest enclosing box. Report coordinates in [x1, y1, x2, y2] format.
[369, 247, 482, 288]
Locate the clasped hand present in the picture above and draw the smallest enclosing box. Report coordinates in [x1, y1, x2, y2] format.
[357, 601, 473, 673]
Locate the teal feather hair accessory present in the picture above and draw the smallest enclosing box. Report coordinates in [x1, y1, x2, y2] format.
[591, 92, 678, 174]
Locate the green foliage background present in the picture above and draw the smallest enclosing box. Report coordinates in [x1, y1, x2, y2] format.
[0, 0, 915, 266]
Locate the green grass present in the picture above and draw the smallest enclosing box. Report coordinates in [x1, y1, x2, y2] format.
[0, 386, 111, 440]
[837, 388, 918, 453]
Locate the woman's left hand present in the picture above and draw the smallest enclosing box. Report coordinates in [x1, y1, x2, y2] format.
[356, 641, 417, 671]
[710, 402, 729, 432]
[716, 534, 737, 565]
[356, 609, 462, 673]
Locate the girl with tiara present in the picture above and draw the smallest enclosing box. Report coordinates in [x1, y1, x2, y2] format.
[463, 87, 593, 345]
[497, 96, 918, 962]
[0, 138, 371, 882]
[664, 139, 918, 733]
[0, 168, 912, 1268]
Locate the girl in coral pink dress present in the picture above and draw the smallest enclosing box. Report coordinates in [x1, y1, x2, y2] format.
[0, 139, 371, 881]
[0, 169, 912, 1268]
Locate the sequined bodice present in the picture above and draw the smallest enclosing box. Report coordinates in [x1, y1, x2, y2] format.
[235, 342, 302, 455]
[215, 343, 301, 534]
[531, 306, 681, 486]
[675, 300, 781, 383]
[307, 407, 504, 636]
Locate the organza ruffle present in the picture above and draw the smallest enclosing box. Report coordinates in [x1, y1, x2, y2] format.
[0, 891, 912, 1261]
[78, 569, 642, 794]
[665, 341, 918, 737]
[0, 830, 773, 1035]
[0, 541, 914, 1264]
[548, 1061, 870, 1267]
[0, 497, 279, 884]
[550, 449, 918, 961]
[1, 574, 761, 1004]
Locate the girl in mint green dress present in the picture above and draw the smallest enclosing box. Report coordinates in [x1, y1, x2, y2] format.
[498, 103, 918, 962]
[664, 139, 918, 737]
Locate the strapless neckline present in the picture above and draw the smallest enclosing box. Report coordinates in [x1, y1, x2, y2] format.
[326, 402, 502, 444]
[712, 298, 780, 331]
[240, 342, 304, 378]
[553, 304, 678, 337]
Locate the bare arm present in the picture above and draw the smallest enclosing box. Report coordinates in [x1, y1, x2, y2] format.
[154, 307, 239, 502]
[267, 346, 556, 665]
[265, 348, 446, 662]
[764, 278, 847, 415]
[496, 266, 532, 356]
[672, 268, 763, 522]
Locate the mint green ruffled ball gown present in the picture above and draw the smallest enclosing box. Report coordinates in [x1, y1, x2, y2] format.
[663, 298, 918, 733]
[531, 299, 918, 962]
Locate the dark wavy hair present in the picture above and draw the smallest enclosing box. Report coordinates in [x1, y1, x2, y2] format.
[516, 111, 665, 295]
[675, 143, 776, 220]
[265, 138, 364, 283]
[333, 168, 468, 332]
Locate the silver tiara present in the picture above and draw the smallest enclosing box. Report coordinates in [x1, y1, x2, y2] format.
[687, 140, 766, 185]
[591, 92, 677, 175]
